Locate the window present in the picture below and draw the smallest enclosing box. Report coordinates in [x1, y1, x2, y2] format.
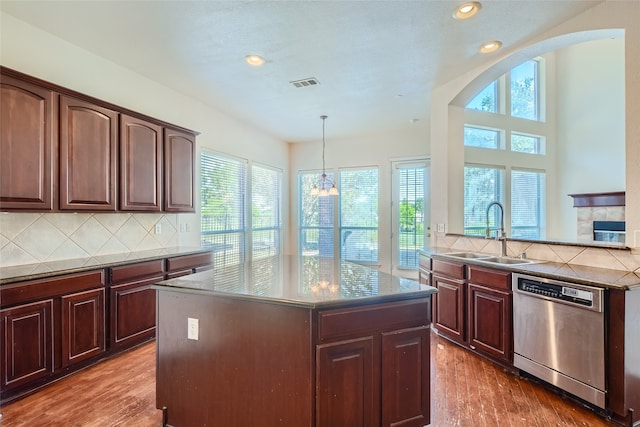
[511, 133, 544, 154]
[463, 58, 547, 240]
[464, 126, 501, 149]
[299, 172, 335, 257]
[339, 168, 379, 264]
[395, 163, 427, 269]
[511, 170, 545, 239]
[201, 152, 247, 269]
[510, 60, 539, 120]
[298, 167, 379, 264]
[200, 152, 282, 276]
[464, 165, 505, 236]
[466, 81, 498, 113]
[463, 166, 546, 240]
[251, 164, 281, 259]
[251, 164, 282, 294]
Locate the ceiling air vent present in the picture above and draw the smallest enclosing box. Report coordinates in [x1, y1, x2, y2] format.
[290, 78, 320, 88]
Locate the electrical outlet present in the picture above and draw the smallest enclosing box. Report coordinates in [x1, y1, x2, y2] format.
[186, 223, 191, 232]
[187, 317, 199, 340]
[437, 223, 446, 233]
[155, 224, 162, 235]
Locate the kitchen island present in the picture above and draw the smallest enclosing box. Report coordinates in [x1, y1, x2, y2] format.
[153, 256, 436, 427]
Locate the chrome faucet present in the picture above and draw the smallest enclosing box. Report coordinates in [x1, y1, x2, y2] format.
[485, 201, 507, 257]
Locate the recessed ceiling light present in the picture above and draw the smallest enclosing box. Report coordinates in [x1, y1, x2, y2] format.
[245, 54, 265, 66]
[453, 2, 482, 19]
[479, 40, 502, 53]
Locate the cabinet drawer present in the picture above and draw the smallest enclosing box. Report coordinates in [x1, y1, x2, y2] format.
[432, 259, 465, 279]
[318, 299, 430, 342]
[419, 254, 431, 271]
[110, 259, 165, 283]
[166, 252, 213, 272]
[0, 270, 105, 308]
[467, 266, 511, 291]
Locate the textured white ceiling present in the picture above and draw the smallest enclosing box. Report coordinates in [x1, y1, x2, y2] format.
[0, 1, 602, 142]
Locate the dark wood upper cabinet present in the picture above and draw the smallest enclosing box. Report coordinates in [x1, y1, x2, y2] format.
[59, 95, 118, 211]
[163, 127, 195, 212]
[120, 114, 162, 211]
[0, 67, 197, 213]
[0, 75, 57, 210]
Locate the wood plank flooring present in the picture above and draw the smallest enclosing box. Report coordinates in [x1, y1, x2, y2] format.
[0, 332, 614, 426]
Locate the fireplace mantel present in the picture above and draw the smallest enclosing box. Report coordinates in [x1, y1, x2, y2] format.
[569, 191, 625, 208]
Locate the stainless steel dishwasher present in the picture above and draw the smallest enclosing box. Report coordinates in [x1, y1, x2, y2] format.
[512, 273, 606, 408]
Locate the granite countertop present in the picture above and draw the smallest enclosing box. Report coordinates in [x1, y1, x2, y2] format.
[153, 255, 437, 309]
[420, 247, 640, 290]
[0, 246, 210, 285]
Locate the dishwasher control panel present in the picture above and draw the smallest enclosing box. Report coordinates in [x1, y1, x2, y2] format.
[517, 277, 598, 308]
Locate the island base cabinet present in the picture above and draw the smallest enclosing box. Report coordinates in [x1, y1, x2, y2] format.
[156, 291, 313, 427]
[381, 326, 431, 427]
[0, 300, 54, 392]
[155, 287, 432, 427]
[316, 337, 380, 427]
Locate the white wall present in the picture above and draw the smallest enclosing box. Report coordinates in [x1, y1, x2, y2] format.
[431, 1, 640, 250]
[554, 38, 625, 239]
[289, 122, 429, 274]
[0, 11, 289, 259]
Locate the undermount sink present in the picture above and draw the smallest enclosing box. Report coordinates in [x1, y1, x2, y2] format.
[479, 256, 539, 265]
[443, 252, 492, 259]
[442, 252, 542, 266]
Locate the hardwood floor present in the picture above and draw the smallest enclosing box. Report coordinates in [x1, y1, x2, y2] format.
[0, 332, 614, 426]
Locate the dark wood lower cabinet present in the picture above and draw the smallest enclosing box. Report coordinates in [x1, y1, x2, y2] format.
[108, 259, 166, 351]
[0, 270, 105, 402]
[467, 283, 511, 362]
[432, 274, 465, 343]
[61, 288, 105, 367]
[0, 300, 54, 391]
[381, 326, 431, 427]
[0, 251, 212, 404]
[316, 336, 379, 427]
[110, 280, 159, 350]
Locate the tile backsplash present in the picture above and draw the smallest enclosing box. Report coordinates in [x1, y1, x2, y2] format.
[0, 212, 179, 266]
[435, 233, 640, 273]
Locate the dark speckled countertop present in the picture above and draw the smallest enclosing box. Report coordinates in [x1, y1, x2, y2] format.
[0, 247, 210, 285]
[153, 255, 437, 309]
[420, 248, 640, 290]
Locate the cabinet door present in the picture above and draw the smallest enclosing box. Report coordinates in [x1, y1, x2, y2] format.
[467, 283, 512, 362]
[61, 288, 105, 367]
[60, 95, 117, 211]
[432, 274, 465, 343]
[163, 127, 195, 212]
[381, 326, 430, 427]
[120, 114, 163, 211]
[316, 337, 379, 427]
[418, 269, 431, 286]
[0, 75, 57, 210]
[0, 300, 54, 393]
[110, 278, 160, 350]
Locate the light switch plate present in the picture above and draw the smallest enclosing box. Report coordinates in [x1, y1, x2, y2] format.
[437, 223, 446, 233]
[187, 317, 199, 340]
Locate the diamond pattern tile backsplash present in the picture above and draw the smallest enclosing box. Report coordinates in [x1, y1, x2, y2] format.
[434, 234, 640, 273]
[0, 213, 179, 266]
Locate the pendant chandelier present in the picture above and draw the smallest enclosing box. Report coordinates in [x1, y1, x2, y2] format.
[310, 115, 339, 197]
